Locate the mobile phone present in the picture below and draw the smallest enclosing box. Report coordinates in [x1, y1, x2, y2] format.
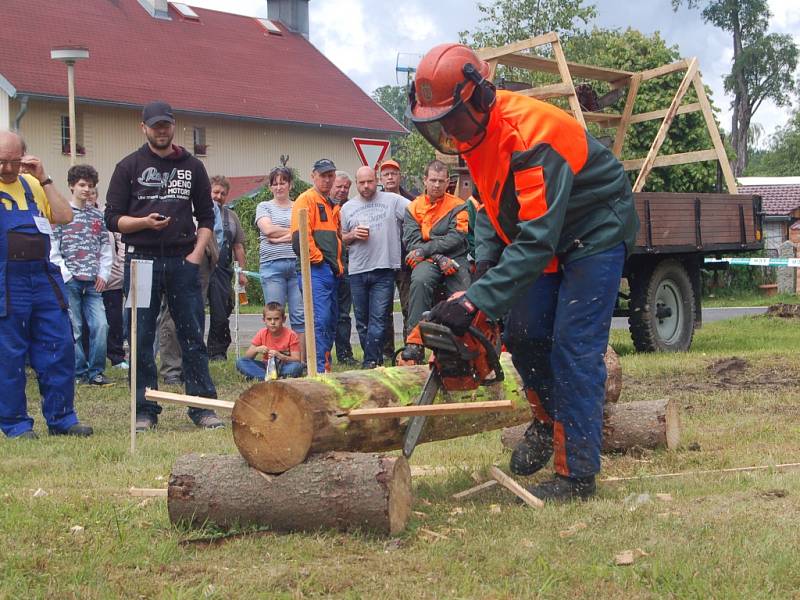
[155, 214, 168, 221]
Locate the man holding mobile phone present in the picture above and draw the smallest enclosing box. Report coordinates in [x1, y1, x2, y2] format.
[105, 100, 223, 432]
[0, 129, 93, 439]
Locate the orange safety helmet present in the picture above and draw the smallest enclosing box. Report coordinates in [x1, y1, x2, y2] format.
[407, 43, 496, 155]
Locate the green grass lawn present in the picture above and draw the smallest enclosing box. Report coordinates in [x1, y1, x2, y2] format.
[2, 314, 800, 598]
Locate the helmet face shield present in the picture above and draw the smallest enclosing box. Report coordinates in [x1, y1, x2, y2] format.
[408, 98, 489, 155]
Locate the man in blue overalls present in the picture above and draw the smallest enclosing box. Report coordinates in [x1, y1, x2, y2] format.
[0, 130, 93, 439]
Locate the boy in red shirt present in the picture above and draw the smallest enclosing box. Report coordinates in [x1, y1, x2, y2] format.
[236, 302, 304, 379]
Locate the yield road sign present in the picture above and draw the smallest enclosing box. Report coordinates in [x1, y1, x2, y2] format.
[352, 138, 390, 169]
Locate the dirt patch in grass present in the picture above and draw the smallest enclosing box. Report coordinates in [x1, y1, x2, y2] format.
[766, 303, 800, 318]
[624, 355, 797, 400]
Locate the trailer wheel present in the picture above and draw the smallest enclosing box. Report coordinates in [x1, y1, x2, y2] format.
[629, 259, 695, 352]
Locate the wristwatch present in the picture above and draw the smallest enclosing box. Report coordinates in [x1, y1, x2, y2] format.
[40, 177, 53, 187]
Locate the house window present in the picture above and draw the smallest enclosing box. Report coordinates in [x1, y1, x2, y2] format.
[61, 115, 86, 156]
[193, 127, 208, 156]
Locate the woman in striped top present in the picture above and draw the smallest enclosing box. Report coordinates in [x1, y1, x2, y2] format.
[255, 167, 305, 344]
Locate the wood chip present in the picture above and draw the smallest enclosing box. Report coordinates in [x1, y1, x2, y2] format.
[419, 527, 449, 541]
[449, 507, 465, 515]
[489, 504, 502, 514]
[490, 466, 544, 509]
[129, 487, 167, 497]
[614, 548, 649, 566]
[559, 522, 587, 538]
[410, 465, 451, 477]
[655, 493, 673, 502]
[69, 525, 84, 535]
[32, 488, 47, 498]
[451, 480, 498, 500]
[412, 510, 428, 519]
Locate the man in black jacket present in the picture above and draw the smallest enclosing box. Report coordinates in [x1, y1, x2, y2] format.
[105, 101, 222, 432]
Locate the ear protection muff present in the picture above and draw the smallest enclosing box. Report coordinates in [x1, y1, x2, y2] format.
[462, 63, 496, 113]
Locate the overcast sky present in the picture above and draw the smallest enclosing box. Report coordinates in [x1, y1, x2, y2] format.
[189, 0, 800, 144]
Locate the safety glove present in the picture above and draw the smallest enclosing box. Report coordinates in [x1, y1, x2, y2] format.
[405, 248, 426, 269]
[428, 292, 479, 337]
[431, 253, 459, 277]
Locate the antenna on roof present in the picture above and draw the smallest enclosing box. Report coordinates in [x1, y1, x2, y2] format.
[396, 52, 423, 87]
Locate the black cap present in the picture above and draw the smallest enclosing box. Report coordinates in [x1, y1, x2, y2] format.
[142, 101, 175, 127]
[312, 158, 336, 174]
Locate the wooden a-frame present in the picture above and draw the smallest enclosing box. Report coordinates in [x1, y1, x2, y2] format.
[474, 33, 737, 194]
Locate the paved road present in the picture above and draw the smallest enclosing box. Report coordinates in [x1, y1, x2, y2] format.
[226, 306, 768, 350]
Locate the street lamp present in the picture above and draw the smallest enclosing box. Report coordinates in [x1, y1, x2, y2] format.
[50, 46, 89, 166]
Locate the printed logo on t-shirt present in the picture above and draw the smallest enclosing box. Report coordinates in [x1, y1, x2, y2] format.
[137, 168, 193, 202]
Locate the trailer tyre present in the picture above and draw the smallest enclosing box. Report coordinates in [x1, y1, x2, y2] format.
[629, 259, 695, 352]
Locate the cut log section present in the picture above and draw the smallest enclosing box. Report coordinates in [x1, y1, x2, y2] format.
[500, 398, 681, 453]
[232, 348, 622, 474]
[168, 452, 412, 536]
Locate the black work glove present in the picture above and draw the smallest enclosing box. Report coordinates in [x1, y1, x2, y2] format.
[474, 260, 496, 281]
[428, 293, 478, 336]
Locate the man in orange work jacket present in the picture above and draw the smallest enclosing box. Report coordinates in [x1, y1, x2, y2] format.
[408, 44, 639, 502]
[400, 159, 470, 364]
[290, 158, 344, 373]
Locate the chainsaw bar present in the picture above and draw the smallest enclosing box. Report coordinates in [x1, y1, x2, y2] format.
[402, 369, 441, 458]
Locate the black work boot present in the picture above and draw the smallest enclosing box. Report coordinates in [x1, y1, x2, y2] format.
[526, 474, 596, 503]
[509, 420, 553, 476]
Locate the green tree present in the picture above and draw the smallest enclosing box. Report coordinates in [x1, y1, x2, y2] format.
[672, 0, 799, 175]
[371, 84, 409, 127]
[371, 84, 433, 192]
[459, 0, 596, 85]
[459, 0, 596, 48]
[567, 28, 723, 192]
[744, 107, 800, 175]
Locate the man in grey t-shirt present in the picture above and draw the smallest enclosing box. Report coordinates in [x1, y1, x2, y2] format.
[341, 166, 409, 367]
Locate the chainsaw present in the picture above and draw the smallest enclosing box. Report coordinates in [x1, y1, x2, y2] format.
[402, 314, 504, 458]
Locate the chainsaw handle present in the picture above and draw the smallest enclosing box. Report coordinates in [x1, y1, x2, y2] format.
[467, 324, 504, 384]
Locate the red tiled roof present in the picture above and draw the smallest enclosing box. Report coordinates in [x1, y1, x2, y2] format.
[1, 0, 405, 135]
[738, 184, 800, 216]
[227, 175, 267, 201]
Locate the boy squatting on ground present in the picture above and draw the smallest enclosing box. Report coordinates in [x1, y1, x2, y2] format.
[236, 302, 304, 380]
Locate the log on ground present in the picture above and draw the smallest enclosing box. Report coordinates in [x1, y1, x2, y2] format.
[500, 398, 681, 453]
[168, 452, 412, 536]
[232, 348, 621, 474]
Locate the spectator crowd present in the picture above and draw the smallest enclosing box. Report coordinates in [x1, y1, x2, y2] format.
[1, 100, 478, 439]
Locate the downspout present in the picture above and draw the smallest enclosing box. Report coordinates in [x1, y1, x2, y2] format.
[14, 95, 29, 130]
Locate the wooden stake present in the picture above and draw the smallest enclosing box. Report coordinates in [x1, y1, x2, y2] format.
[490, 466, 544, 509]
[347, 400, 513, 421]
[144, 389, 234, 411]
[130, 261, 137, 454]
[452, 479, 498, 500]
[297, 207, 317, 376]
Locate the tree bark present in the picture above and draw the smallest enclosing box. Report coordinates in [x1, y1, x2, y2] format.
[500, 398, 681, 453]
[168, 452, 412, 536]
[232, 347, 621, 473]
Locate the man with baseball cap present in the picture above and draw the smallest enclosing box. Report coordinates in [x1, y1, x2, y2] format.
[379, 159, 414, 360]
[105, 100, 223, 432]
[290, 158, 344, 373]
